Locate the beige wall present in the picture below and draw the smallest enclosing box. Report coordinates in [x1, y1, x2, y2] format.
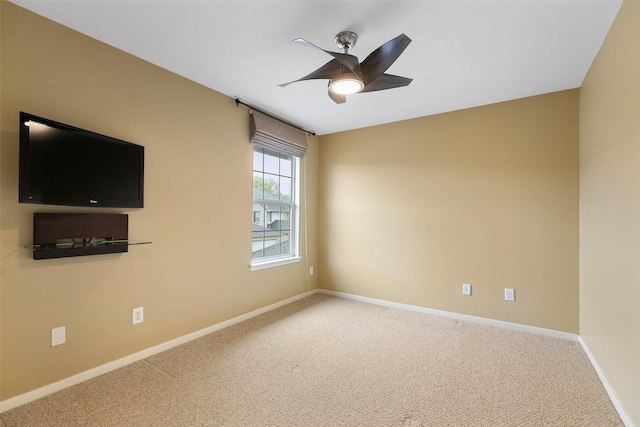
[0, 2, 318, 400]
[580, 0, 640, 424]
[318, 90, 580, 333]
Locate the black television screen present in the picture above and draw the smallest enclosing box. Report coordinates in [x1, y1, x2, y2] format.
[19, 112, 144, 208]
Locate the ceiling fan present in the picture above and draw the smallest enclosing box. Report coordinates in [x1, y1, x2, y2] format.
[279, 31, 412, 104]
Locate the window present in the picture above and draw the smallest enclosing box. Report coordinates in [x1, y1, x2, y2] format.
[251, 146, 299, 267]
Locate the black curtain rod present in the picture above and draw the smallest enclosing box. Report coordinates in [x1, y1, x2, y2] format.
[235, 99, 316, 136]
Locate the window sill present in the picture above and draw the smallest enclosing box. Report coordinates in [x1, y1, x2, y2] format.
[250, 256, 301, 271]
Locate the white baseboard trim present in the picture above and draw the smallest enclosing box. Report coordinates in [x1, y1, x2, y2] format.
[578, 337, 635, 427]
[0, 289, 318, 414]
[317, 289, 579, 341]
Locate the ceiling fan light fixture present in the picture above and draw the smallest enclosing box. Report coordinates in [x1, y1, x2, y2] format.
[329, 78, 364, 95]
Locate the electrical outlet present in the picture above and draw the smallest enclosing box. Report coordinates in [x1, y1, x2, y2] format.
[132, 307, 144, 325]
[504, 288, 515, 301]
[462, 283, 471, 296]
[51, 326, 66, 346]
[309, 266, 314, 276]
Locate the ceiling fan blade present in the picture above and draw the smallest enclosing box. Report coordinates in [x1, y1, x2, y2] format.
[292, 38, 364, 81]
[279, 59, 344, 87]
[328, 88, 346, 104]
[360, 74, 413, 93]
[292, 38, 322, 50]
[360, 34, 412, 86]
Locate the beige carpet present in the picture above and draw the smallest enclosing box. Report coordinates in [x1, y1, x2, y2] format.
[0, 294, 623, 426]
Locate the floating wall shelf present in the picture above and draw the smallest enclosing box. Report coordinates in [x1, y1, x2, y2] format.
[29, 213, 150, 260]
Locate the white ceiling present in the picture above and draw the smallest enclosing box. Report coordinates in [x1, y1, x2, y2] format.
[11, 1, 622, 135]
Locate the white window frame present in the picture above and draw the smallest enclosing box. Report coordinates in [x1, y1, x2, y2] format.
[250, 146, 301, 271]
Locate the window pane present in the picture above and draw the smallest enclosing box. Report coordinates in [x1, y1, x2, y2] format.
[253, 147, 264, 172]
[280, 231, 291, 256]
[280, 155, 292, 178]
[263, 149, 280, 175]
[252, 171, 264, 199]
[280, 205, 291, 223]
[279, 176, 292, 201]
[270, 217, 283, 231]
[252, 204, 265, 227]
[251, 232, 265, 260]
[262, 174, 280, 200]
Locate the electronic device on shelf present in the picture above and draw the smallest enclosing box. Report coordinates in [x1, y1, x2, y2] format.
[19, 112, 144, 208]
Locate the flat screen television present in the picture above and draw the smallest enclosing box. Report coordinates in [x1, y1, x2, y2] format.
[19, 112, 144, 208]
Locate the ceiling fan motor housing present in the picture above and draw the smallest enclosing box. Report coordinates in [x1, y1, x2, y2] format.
[335, 31, 358, 52]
